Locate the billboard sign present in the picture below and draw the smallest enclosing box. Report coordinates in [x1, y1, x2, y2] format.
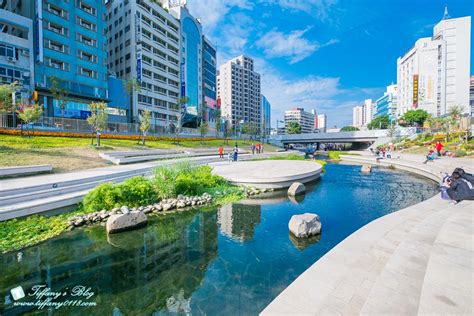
[412, 74, 419, 108]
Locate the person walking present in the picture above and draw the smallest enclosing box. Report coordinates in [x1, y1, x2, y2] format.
[251, 143, 255, 155]
[435, 141, 444, 157]
[233, 145, 238, 162]
[260, 143, 264, 153]
[256, 143, 261, 154]
[218, 146, 224, 159]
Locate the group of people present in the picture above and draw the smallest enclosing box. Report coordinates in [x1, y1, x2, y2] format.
[423, 141, 444, 164]
[218, 144, 240, 162]
[440, 167, 474, 203]
[251, 143, 263, 155]
[372, 143, 397, 161]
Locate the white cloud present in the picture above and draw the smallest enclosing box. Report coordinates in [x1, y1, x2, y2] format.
[254, 58, 382, 127]
[256, 28, 338, 63]
[264, 0, 339, 21]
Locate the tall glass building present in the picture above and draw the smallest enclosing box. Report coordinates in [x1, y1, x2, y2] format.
[167, 4, 202, 127]
[34, 0, 108, 119]
[375, 84, 398, 122]
[261, 95, 271, 136]
[202, 36, 217, 128]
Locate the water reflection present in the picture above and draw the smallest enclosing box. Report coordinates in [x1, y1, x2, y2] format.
[0, 164, 438, 315]
[217, 204, 261, 242]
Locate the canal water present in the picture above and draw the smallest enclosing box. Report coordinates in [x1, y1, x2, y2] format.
[0, 163, 438, 315]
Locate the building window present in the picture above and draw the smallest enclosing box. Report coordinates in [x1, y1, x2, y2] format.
[47, 40, 67, 53]
[77, 17, 96, 31]
[77, 33, 96, 47]
[47, 58, 69, 71]
[78, 50, 96, 63]
[79, 67, 96, 78]
[0, 44, 15, 58]
[78, 1, 96, 16]
[47, 3, 68, 19]
[47, 22, 68, 36]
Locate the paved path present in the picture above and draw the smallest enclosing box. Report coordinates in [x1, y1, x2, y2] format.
[211, 160, 322, 189]
[262, 153, 473, 315]
[0, 151, 288, 220]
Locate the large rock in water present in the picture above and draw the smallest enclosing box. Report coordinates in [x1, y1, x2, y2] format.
[288, 213, 321, 238]
[288, 182, 306, 196]
[106, 211, 147, 234]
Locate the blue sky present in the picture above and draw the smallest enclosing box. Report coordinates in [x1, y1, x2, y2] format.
[187, 0, 473, 128]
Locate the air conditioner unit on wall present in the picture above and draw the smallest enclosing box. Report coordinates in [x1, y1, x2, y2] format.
[7, 57, 15, 63]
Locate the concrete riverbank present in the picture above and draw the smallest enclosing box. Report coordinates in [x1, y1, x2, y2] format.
[262, 153, 473, 315]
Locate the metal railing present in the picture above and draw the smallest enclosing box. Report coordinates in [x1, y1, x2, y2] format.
[0, 114, 219, 138]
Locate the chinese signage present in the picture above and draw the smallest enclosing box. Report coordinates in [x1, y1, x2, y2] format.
[412, 74, 419, 108]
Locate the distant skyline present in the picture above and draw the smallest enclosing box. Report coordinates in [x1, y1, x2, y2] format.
[187, 0, 472, 128]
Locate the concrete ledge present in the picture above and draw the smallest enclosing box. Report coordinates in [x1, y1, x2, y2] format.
[262, 155, 473, 315]
[211, 160, 322, 189]
[0, 165, 53, 178]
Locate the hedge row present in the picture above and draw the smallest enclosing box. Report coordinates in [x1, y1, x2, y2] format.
[0, 128, 224, 142]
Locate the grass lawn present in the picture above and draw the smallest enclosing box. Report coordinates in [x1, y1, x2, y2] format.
[0, 134, 278, 173]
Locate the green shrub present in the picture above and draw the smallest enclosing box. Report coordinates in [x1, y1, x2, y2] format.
[175, 165, 225, 196]
[118, 176, 156, 207]
[83, 182, 122, 211]
[455, 149, 467, 157]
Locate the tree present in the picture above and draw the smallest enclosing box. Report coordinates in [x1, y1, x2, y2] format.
[125, 78, 141, 122]
[286, 121, 301, 134]
[50, 76, 69, 129]
[172, 96, 189, 145]
[0, 81, 19, 113]
[215, 109, 222, 137]
[87, 102, 108, 147]
[199, 121, 209, 143]
[223, 119, 232, 145]
[242, 122, 257, 140]
[340, 125, 359, 132]
[400, 109, 428, 126]
[367, 115, 390, 130]
[139, 109, 151, 145]
[17, 104, 42, 138]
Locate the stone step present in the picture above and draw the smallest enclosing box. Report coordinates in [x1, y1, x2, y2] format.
[417, 204, 473, 315]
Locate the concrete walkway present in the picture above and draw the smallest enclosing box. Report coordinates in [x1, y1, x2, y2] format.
[0, 151, 288, 221]
[262, 154, 473, 315]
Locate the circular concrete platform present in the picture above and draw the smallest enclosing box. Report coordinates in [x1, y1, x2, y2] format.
[210, 160, 322, 189]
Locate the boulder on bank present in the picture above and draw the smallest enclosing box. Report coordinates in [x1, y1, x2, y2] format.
[288, 182, 306, 196]
[361, 165, 372, 173]
[106, 211, 148, 234]
[289, 213, 321, 238]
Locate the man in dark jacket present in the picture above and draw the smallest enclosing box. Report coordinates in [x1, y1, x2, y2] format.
[446, 169, 474, 202]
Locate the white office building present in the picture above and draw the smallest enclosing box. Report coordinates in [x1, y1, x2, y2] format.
[364, 99, 375, 125]
[397, 9, 471, 116]
[352, 105, 364, 128]
[217, 55, 261, 134]
[106, 0, 181, 126]
[284, 108, 315, 134]
[317, 114, 327, 132]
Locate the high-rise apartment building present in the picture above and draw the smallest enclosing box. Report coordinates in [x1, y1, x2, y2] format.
[202, 36, 217, 128]
[352, 106, 364, 128]
[106, 0, 181, 126]
[284, 108, 315, 134]
[217, 55, 261, 134]
[352, 99, 374, 128]
[0, 1, 34, 100]
[375, 84, 398, 121]
[397, 9, 471, 117]
[35, 0, 109, 119]
[317, 114, 327, 132]
[261, 95, 271, 136]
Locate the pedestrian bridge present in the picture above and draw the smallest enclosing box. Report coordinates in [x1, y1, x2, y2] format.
[273, 128, 417, 145]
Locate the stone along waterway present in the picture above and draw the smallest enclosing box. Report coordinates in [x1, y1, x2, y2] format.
[0, 163, 438, 315]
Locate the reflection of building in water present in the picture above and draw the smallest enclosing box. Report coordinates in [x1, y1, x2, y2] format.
[0, 211, 218, 315]
[218, 203, 261, 242]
